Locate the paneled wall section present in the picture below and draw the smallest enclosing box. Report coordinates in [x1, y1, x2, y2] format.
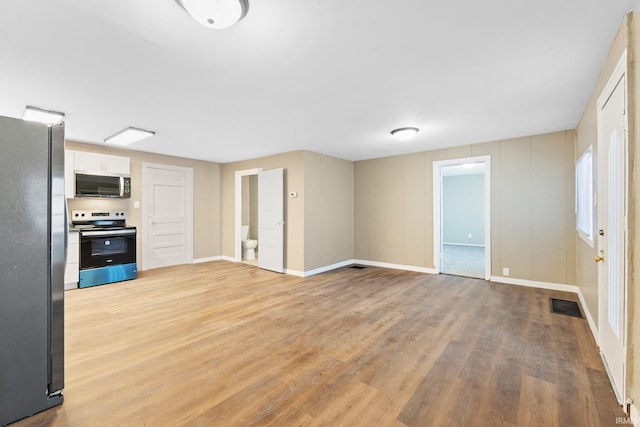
[354, 130, 576, 285]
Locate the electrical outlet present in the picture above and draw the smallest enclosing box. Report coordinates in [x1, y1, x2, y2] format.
[503, 267, 510, 276]
[468, 233, 472, 238]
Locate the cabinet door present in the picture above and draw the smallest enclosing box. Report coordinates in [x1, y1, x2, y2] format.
[105, 155, 130, 175]
[74, 151, 105, 172]
[73, 151, 130, 175]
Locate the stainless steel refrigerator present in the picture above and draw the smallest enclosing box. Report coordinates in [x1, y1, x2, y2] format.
[0, 115, 65, 425]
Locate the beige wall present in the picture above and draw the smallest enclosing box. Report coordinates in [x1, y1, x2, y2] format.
[241, 175, 250, 225]
[575, 15, 628, 331]
[303, 152, 354, 271]
[355, 151, 433, 266]
[221, 151, 305, 272]
[574, 11, 640, 407]
[354, 131, 576, 286]
[65, 141, 222, 266]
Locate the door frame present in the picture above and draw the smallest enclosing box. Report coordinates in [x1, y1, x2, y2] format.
[141, 162, 194, 271]
[596, 49, 628, 405]
[234, 168, 262, 261]
[433, 155, 491, 280]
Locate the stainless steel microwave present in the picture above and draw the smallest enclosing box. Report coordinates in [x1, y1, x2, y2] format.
[74, 172, 131, 198]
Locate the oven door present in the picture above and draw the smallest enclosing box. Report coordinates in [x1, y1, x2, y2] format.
[79, 229, 136, 269]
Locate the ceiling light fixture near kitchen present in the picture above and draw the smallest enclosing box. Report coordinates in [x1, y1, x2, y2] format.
[22, 106, 65, 125]
[390, 127, 419, 142]
[104, 127, 155, 146]
[175, 0, 249, 29]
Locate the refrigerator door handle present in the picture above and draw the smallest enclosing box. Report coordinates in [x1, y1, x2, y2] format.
[64, 198, 69, 267]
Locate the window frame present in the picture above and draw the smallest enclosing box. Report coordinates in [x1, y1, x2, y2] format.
[575, 146, 594, 247]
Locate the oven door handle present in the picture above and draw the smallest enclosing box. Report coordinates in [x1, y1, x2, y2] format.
[81, 229, 136, 237]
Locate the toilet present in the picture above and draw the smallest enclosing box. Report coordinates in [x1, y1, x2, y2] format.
[241, 226, 258, 260]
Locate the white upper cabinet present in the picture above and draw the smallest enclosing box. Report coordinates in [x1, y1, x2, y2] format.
[74, 151, 130, 175]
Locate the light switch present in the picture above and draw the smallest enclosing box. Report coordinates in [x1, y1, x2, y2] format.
[133, 201, 140, 209]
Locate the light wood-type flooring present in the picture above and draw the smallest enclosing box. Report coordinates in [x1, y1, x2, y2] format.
[13, 261, 625, 426]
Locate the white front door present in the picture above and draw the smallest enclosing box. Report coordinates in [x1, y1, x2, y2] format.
[258, 168, 284, 273]
[143, 163, 193, 270]
[597, 51, 627, 403]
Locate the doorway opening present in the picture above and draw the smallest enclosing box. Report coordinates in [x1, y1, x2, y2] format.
[234, 168, 285, 273]
[433, 156, 491, 280]
[234, 168, 261, 265]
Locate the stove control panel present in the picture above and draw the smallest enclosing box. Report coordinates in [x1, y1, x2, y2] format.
[71, 210, 127, 221]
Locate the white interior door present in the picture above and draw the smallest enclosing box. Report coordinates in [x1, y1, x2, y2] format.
[143, 164, 193, 270]
[258, 168, 284, 273]
[597, 51, 627, 404]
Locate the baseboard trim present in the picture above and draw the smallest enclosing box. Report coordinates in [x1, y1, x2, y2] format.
[285, 269, 304, 277]
[192, 256, 226, 264]
[490, 275, 578, 293]
[354, 259, 438, 275]
[576, 287, 599, 346]
[301, 259, 355, 277]
[291, 259, 438, 277]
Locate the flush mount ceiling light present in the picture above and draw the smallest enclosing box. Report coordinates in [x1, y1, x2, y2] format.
[175, 0, 249, 29]
[22, 106, 65, 125]
[390, 127, 419, 142]
[104, 127, 155, 146]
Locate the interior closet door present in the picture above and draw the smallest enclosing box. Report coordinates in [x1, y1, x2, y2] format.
[143, 164, 193, 270]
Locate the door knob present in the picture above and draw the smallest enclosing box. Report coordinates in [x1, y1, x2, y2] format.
[595, 255, 604, 262]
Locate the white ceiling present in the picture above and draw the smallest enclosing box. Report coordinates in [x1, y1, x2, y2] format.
[0, 0, 637, 163]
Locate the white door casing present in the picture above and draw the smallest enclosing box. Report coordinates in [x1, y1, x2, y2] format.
[142, 163, 193, 270]
[596, 50, 628, 404]
[433, 156, 491, 280]
[258, 168, 284, 273]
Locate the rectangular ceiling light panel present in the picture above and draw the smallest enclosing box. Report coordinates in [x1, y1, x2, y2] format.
[104, 127, 155, 146]
[23, 106, 65, 125]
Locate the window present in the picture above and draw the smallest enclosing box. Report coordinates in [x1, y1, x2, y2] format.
[576, 146, 594, 245]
